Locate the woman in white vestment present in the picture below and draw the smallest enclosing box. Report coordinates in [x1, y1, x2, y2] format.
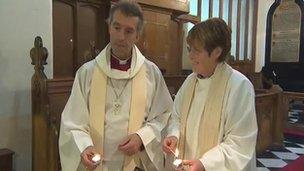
[163, 18, 258, 171]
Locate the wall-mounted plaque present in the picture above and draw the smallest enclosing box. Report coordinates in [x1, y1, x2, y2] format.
[271, 0, 301, 62]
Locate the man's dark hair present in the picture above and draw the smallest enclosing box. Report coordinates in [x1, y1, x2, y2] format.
[108, 1, 144, 32]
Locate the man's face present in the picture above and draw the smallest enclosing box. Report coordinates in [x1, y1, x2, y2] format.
[109, 10, 139, 59]
[187, 40, 220, 76]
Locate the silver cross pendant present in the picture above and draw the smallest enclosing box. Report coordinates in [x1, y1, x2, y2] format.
[113, 100, 121, 115]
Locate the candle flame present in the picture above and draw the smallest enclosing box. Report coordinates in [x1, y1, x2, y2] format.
[173, 159, 182, 168]
[92, 154, 101, 163]
[174, 149, 179, 157]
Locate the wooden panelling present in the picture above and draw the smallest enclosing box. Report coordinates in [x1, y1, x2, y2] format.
[53, 1, 75, 77]
[53, 0, 110, 78]
[136, 6, 183, 75]
[137, 0, 189, 14]
[77, 2, 108, 67]
[229, 60, 254, 76]
[256, 91, 284, 154]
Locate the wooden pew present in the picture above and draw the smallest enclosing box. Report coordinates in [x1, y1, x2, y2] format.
[282, 91, 304, 132]
[255, 89, 284, 154]
[0, 149, 14, 171]
[31, 37, 74, 171]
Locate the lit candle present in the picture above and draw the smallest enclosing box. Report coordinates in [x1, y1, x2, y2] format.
[92, 154, 101, 164]
[173, 159, 182, 169]
[171, 149, 184, 169]
[174, 149, 179, 157]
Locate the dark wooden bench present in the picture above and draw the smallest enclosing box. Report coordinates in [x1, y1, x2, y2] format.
[0, 149, 14, 171]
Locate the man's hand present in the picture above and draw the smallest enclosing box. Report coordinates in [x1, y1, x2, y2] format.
[182, 159, 205, 171]
[118, 133, 143, 156]
[80, 146, 101, 170]
[162, 136, 178, 155]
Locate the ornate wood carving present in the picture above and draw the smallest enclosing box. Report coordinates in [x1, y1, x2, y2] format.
[31, 36, 75, 171]
[30, 36, 49, 171]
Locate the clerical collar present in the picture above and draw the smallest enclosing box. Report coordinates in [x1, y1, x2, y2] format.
[110, 52, 132, 71]
[197, 74, 213, 79]
[196, 64, 219, 79]
[197, 74, 206, 79]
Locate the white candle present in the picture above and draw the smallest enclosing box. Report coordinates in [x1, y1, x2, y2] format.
[173, 159, 182, 169]
[169, 148, 179, 157]
[174, 149, 179, 157]
[92, 154, 101, 163]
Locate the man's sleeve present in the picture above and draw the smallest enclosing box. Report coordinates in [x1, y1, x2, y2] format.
[136, 66, 173, 145]
[135, 66, 173, 170]
[59, 69, 93, 170]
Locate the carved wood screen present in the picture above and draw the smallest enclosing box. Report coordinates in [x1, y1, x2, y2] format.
[178, 0, 259, 76]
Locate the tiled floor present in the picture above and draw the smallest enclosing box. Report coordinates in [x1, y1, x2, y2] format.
[256, 137, 304, 171]
[287, 101, 304, 124]
[257, 100, 304, 171]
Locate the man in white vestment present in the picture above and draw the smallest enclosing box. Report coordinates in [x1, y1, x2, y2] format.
[59, 1, 173, 171]
[162, 18, 258, 171]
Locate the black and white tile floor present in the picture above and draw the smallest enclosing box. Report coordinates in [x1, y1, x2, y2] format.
[287, 101, 304, 124]
[257, 100, 304, 171]
[256, 136, 304, 171]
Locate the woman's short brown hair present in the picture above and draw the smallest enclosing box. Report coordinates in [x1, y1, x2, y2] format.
[187, 18, 232, 62]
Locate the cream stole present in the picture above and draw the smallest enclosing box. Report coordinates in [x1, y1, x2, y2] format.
[178, 63, 233, 158]
[89, 65, 147, 171]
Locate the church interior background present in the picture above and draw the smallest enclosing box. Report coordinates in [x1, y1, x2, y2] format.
[0, 0, 303, 170]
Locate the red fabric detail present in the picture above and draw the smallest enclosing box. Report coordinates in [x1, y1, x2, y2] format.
[110, 55, 131, 71]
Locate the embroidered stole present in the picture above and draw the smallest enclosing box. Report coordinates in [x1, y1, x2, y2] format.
[178, 63, 233, 158]
[89, 65, 147, 171]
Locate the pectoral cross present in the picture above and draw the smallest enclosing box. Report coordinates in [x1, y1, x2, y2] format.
[113, 100, 121, 115]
